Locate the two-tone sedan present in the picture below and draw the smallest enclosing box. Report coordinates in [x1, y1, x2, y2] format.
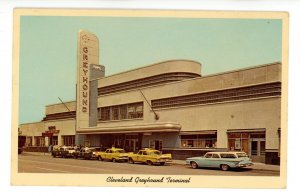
[186, 151, 253, 171]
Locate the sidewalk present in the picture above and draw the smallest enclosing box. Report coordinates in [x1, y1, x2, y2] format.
[22, 152, 280, 171]
[22, 151, 51, 156]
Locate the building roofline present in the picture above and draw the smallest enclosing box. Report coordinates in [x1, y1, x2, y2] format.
[45, 100, 76, 107]
[98, 59, 202, 81]
[164, 61, 281, 84]
[19, 121, 44, 126]
[203, 61, 281, 78]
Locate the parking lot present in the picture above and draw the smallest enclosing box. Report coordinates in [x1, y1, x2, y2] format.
[18, 152, 280, 176]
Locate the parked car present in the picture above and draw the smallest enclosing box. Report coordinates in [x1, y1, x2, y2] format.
[128, 148, 172, 165]
[97, 147, 129, 162]
[73, 147, 100, 160]
[52, 146, 76, 158]
[186, 151, 253, 171]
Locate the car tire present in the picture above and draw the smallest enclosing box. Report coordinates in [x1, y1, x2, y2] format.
[147, 160, 153, 166]
[112, 158, 116, 163]
[98, 156, 103, 161]
[160, 162, 165, 166]
[191, 161, 198, 169]
[221, 164, 230, 171]
[128, 158, 134, 164]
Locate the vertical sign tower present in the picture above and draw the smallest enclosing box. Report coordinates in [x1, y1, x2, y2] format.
[76, 30, 99, 130]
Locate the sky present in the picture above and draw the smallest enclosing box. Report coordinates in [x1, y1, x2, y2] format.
[19, 16, 282, 124]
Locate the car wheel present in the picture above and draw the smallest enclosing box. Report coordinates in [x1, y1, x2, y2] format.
[147, 160, 153, 166]
[221, 164, 230, 171]
[98, 156, 103, 161]
[128, 158, 134, 164]
[112, 158, 116, 163]
[191, 161, 198, 169]
[160, 162, 165, 166]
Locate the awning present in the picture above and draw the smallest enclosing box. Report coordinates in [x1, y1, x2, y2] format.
[76, 122, 181, 135]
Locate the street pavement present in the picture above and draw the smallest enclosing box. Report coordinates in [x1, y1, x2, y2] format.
[18, 152, 280, 175]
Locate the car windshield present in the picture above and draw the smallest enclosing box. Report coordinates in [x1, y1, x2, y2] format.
[150, 151, 161, 155]
[220, 153, 237, 158]
[236, 153, 248, 158]
[116, 150, 125, 153]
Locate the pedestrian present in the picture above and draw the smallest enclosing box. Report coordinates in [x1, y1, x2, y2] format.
[48, 144, 52, 154]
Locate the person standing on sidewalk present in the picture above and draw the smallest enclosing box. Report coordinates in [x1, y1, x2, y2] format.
[48, 144, 52, 154]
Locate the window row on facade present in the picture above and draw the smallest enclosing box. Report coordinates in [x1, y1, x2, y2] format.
[181, 133, 217, 148]
[151, 82, 281, 109]
[25, 135, 75, 147]
[98, 72, 200, 95]
[98, 102, 143, 121]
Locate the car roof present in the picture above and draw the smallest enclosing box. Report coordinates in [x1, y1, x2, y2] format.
[107, 148, 124, 150]
[141, 148, 159, 151]
[206, 151, 246, 154]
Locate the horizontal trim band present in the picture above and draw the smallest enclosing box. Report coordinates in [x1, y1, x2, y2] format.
[77, 122, 181, 134]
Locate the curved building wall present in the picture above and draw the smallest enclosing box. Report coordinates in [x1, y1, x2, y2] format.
[97, 60, 201, 88]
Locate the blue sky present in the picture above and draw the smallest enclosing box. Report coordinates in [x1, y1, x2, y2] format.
[19, 16, 282, 124]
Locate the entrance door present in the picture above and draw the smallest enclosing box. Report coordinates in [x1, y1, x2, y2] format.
[126, 139, 138, 152]
[154, 140, 162, 151]
[250, 139, 266, 162]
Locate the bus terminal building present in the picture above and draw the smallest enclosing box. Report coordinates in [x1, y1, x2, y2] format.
[19, 31, 282, 165]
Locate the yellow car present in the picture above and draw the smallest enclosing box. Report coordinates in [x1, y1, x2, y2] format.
[97, 147, 129, 162]
[128, 148, 172, 165]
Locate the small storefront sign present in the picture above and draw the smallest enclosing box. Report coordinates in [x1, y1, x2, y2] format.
[234, 139, 241, 150]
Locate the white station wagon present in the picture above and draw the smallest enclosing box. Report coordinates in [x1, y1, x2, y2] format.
[186, 151, 253, 171]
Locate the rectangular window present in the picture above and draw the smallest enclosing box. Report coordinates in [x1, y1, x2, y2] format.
[26, 136, 32, 147]
[63, 135, 75, 146]
[98, 102, 143, 121]
[112, 106, 119, 120]
[51, 136, 58, 146]
[120, 105, 127, 119]
[128, 103, 143, 119]
[149, 140, 162, 150]
[34, 136, 40, 146]
[100, 107, 111, 121]
[180, 133, 217, 148]
[35, 136, 45, 147]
